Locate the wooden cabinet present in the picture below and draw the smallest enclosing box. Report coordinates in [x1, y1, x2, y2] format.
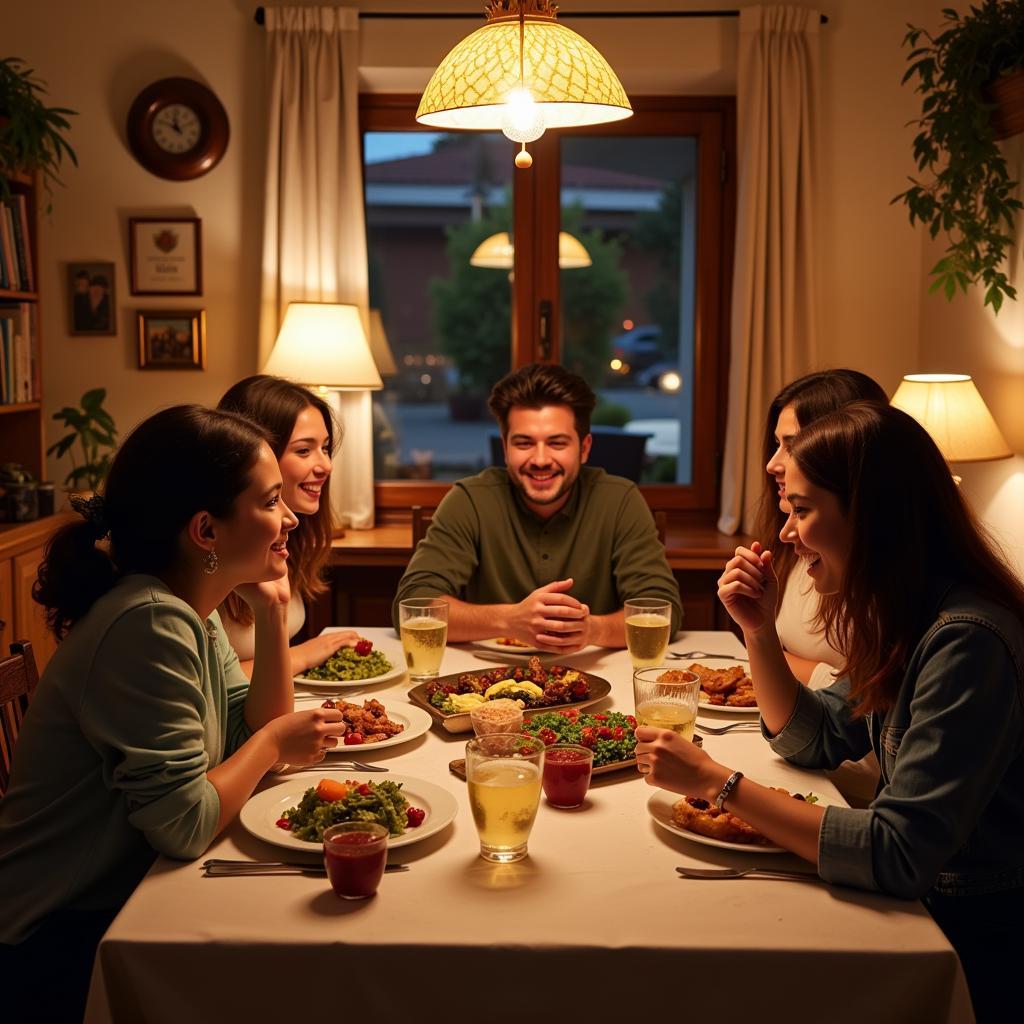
[0, 516, 69, 673]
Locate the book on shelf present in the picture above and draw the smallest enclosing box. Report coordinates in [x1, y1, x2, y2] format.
[0, 302, 37, 404]
[0, 197, 34, 293]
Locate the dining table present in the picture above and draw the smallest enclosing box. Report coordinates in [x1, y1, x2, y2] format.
[84, 629, 974, 1024]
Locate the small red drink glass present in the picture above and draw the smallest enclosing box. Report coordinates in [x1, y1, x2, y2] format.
[322, 822, 388, 900]
[542, 743, 594, 808]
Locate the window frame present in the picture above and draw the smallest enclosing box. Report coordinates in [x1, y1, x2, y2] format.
[360, 94, 736, 515]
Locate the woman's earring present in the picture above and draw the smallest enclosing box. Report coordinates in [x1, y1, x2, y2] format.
[204, 548, 219, 575]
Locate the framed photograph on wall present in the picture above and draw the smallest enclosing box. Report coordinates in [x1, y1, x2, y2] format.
[137, 310, 206, 370]
[67, 261, 116, 335]
[129, 217, 202, 295]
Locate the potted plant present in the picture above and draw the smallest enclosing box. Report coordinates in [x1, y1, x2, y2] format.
[47, 388, 118, 494]
[895, 1, 1024, 312]
[0, 56, 77, 208]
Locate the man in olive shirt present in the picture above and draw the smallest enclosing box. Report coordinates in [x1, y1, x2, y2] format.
[393, 364, 682, 653]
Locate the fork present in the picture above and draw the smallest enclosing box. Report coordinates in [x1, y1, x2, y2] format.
[669, 650, 749, 662]
[694, 721, 760, 735]
[676, 866, 819, 881]
[274, 760, 389, 774]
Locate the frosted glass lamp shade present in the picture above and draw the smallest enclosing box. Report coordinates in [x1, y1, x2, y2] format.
[469, 231, 591, 270]
[263, 303, 382, 391]
[890, 374, 1011, 462]
[416, 5, 632, 132]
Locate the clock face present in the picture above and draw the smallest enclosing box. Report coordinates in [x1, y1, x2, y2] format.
[127, 78, 229, 181]
[152, 104, 202, 154]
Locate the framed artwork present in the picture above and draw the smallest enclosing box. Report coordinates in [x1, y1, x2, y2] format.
[67, 261, 116, 335]
[129, 217, 202, 295]
[137, 310, 206, 370]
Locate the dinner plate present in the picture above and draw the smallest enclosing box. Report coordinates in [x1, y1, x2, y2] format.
[697, 699, 760, 716]
[679, 659, 761, 715]
[241, 772, 458, 853]
[315, 703, 432, 753]
[474, 638, 547, 655]
[647, 790, 786, 854]
[293, 640, 406, 693]
[408, 670, 613, 734]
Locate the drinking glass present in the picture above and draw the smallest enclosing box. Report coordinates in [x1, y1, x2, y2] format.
[322, 822, 388, 900]
[399, 598, 449, 681]
[465, 733, 545, 863]
[470, 698, 524, 736]
[624, 599, 672, 669]
[542, 743, 594, 808]
[632, 666, 700, 775]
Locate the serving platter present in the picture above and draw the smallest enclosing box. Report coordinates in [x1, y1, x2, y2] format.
[408, 669, 613, 734]
[241, 772, 457, 853]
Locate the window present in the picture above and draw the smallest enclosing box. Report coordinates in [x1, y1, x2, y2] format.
[361, 95, 734, 512]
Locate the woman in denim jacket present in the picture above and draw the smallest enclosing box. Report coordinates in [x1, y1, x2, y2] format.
[635, 401, 1023, 1021]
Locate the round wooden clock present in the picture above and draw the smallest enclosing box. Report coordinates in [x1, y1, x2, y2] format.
[126, 77, 230, 181]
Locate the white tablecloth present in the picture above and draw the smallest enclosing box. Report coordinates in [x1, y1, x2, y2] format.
[85, 631, 973, 1024]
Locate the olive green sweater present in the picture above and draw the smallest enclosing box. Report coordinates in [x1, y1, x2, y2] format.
[0, 575, 252, 943]
[393, 467, 682, 634]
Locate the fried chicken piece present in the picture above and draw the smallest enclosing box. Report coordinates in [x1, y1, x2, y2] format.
[672, 796, 772, 845]
[725, 684, 758, 708]
[688, 662, 747, 695]
[335, 699, 405, 741]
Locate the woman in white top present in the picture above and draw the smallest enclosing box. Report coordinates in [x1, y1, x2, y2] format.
[756, 370, 888, 802]
[218, 376, 358, 675]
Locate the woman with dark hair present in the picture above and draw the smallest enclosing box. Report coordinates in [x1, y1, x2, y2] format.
[0, 405, 349, 1021]
[755, 368, 887, 688]
[218, 375, 358, 676]
[636, 401, 1023, 1021]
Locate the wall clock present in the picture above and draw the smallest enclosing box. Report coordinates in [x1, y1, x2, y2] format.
[126, 77, 229, 181]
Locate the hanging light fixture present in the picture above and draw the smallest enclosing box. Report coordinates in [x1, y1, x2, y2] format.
[469, 230, 592, 269]
[417, 0, 632, 169]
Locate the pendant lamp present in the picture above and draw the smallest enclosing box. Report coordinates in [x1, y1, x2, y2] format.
[417, 0, 632, 168]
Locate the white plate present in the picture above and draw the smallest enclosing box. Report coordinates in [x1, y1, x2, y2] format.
[474, 638, 546, 655]
[697, 699, 760, 716]
[241, 772, 458, 853]
[676, 659, 761, 715]
[293, 640, 406, 693]
[321, 703, 432, 753]
[647, 790, 785, 854]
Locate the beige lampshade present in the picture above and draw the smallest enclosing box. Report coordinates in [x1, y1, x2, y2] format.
[416, 2, 632, 133]
[368, 308, 397, 377]
[263, 302, 382, 391]
[890, 374, 1011, 462]
[469, 230, 592, 269]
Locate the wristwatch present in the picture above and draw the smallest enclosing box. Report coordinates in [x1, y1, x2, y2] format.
[715, 770, 744, 810]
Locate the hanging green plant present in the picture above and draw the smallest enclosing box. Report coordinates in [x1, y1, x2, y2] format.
[894, 1, 1024, 312]
[0, 56, 77, 209]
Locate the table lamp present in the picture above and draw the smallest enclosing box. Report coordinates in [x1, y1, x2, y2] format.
[264, 302, 383, 534]
[890, 373, 1012, 482]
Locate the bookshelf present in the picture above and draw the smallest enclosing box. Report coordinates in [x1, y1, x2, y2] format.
[0, 169, 43, 479]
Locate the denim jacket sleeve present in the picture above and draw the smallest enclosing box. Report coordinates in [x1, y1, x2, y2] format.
[811, 617, 1022, 897]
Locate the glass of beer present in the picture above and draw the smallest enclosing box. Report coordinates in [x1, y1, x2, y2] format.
[624, 599, 672, 669]
[399, 598, 449, 681]
[465, 733, 545, 862]
[632, 666, 700, 775]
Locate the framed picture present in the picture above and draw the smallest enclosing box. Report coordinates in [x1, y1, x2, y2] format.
[129, 217, 201, 295]
[137, 310, 206, 370]
[67, 261, 116, 335]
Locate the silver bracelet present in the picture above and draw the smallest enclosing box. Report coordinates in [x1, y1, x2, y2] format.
[715, 770, 744, 810]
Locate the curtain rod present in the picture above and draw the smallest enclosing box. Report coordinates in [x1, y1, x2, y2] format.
[253, 8, 829, 26]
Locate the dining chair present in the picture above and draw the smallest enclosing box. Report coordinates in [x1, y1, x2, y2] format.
[0, 640, 39, 797]
[411, 505, 435, 548]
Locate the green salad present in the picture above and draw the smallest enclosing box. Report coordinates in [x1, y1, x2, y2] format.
[304, 646, 392, 681]
[280, 779, 410, 842]
[522, 709, 638, 767]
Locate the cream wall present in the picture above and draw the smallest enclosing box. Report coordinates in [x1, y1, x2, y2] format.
[11, 0, 1020, 568]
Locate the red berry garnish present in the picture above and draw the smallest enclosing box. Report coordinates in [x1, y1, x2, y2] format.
[275, 817, 291, 830]
[406, 807, 425, 827]
[344, 732, 364, 746]
[357, 783, 372, 796]
[354, 639, 373, 657]
[321, 699, 336, 709]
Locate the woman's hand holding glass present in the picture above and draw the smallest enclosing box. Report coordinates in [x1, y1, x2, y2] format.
[634, 725, 730, 800]
[717, 542, 779, 635]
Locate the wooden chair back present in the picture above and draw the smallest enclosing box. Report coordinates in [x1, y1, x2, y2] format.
[411, 505, 435, 548]
[0, 640, 39, 797]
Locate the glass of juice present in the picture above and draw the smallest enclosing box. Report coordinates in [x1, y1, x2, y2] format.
[632, 666, 700, 775]
[624, 599, 673, 669]
[399, 598, 449, 681]
[322, 822, 388, 900]
[542, 743, 594, 808]
[465, 733, 545, 863]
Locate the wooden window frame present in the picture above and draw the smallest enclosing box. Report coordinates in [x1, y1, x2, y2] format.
[360, 94, 736, 517]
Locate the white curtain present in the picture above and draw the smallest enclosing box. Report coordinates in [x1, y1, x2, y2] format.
[260, 5, 375, 529]
[717, 5, 821, 535]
